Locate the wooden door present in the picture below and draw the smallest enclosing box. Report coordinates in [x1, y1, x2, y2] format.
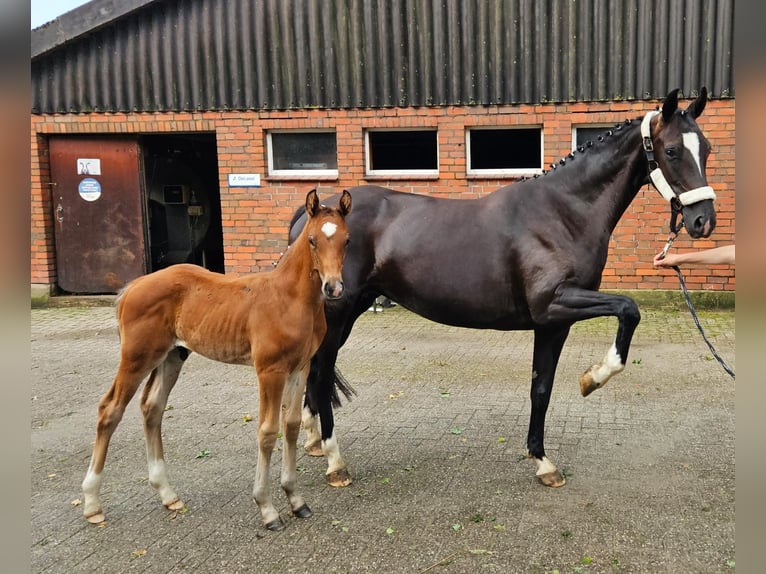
[49, 136, 146, 293]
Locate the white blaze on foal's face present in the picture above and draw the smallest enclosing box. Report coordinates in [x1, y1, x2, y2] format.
[682, 132, 703, 176]
[321, 222, 338, 238]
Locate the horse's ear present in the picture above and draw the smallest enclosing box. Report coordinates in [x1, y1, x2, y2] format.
[305, 189, 320, 218]
[339, 190, 352, 217]
[686, 87, 708, 119]
[661, 88, 680, 123]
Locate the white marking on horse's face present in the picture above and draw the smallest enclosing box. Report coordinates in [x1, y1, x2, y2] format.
[683, 132, 703, 176]
[321, 222, 337, 238]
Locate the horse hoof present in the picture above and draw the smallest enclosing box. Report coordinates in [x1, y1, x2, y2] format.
[265, 517, 286, 531]
[580, 371, 601, 397]
[326, 469, 353, 487]
[85, 511, 105, 524]
[305, 442, 324, 457]
[292, 504, 313, 519]
[165, 498, 184, 511]
[537, 470, 566, 488]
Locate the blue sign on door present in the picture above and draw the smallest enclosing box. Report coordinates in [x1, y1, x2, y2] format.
[78, 178, 102, 202]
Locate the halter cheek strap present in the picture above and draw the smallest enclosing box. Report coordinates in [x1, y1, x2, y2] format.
[640, 110, 716, 206]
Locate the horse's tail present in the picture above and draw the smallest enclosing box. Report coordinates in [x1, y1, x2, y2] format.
[330, 367, 356, 408]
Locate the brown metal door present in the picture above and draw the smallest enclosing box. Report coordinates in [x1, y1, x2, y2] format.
[49, 136, 146, 293]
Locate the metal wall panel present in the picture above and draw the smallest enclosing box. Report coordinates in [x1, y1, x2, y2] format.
[31, 0, 735, 113]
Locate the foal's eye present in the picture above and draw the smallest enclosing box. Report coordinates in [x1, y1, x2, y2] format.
[665, 147, 679, 160]
[308, 236, 316, 248]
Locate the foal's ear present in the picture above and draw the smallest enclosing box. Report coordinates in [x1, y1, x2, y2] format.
[661, 88, 680, 123]
[686, 87, 708, 119]
[305, 189, 320, 218]
[339, 189, 352, 217]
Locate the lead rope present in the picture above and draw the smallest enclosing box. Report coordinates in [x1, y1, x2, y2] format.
[659, 232, 735, 380]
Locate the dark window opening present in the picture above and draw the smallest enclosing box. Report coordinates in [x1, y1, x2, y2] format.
[367, 130, 438, 172]
[574, 126, 611, 148]
[270, 132, 337, 172]
[468, 128, 541, 171]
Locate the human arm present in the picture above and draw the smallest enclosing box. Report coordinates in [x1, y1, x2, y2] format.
[653, 245, 735, 268]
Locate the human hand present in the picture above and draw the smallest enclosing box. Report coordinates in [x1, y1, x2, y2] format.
[653, 252, 675, 267]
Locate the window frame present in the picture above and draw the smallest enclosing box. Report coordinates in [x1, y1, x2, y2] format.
[465, 126, 544, 177]
[266, 129, 339, 178]
[571, 124, 614, 151]
[364, 128, 440, 177]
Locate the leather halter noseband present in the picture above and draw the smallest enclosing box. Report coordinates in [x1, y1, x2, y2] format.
[641, 110, 716, 233]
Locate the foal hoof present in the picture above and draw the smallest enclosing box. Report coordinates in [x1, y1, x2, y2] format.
[265, 517, 286, 531]
[164, 498, 185, 511]
[292, 504, 313, 519]
[537, 470, 567, 488]
[305, 442, 324, 457]
[580, 371, 602, 397]
[326, 469, 353, 487]
[85, 511, 105, 524]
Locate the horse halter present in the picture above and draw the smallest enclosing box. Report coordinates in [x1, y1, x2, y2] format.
[641, 110, 716, 233]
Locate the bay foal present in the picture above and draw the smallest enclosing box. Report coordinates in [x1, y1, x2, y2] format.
[82, 189, 352, 530]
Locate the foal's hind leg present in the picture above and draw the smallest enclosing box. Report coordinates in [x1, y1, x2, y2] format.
[527, 326, 570, 488]
[82, 359, 156, 523]
[140, 347, 188, 512]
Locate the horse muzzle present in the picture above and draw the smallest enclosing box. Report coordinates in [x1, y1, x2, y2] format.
[323, 280, 345, 300]
[683, 202, 717, 239]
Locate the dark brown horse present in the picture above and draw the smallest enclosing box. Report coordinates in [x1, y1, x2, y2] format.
[82, 190, 352, 530]
[288, 88, 717, 488]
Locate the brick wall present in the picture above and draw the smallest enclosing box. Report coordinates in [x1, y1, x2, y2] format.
[30, 98, 735, 293]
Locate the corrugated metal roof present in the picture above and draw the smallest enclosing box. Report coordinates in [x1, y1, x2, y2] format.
[31, 0, 735, 114]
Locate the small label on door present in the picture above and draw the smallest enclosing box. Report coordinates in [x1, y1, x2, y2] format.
[77, 158, 101, 175]
[78, 178, 102, 202]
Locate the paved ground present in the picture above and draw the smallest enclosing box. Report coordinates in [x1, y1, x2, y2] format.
[31, 304, 735, 574]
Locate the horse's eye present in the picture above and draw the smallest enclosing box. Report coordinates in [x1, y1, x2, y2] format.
[345, 237, 350, 246]
[308, 235, 316, 248]
[665, 147, 679, 160]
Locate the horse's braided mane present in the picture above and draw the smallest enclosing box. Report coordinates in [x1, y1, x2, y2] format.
[518, 117, 642, 183]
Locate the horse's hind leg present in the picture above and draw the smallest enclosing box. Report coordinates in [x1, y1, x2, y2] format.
[281, 369, 312, 520]
[82, 359, 154, 523]
[140, 347, 188, 512]
[527, 325, 571, 488]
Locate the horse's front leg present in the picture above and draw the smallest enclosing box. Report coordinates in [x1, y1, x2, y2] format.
[545, 286, 641, 396]
[253, 369, 286, 530]
[304, 343, 351, 487]
[528, 325, 571, 488]
[281, 369, 312, 519]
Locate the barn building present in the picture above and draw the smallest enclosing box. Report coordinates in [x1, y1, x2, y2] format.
[30, 0, 735, 302]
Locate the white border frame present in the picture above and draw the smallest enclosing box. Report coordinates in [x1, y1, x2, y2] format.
[267, 130, 339, 177]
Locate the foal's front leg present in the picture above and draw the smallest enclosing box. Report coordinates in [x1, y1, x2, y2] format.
[281, 370, 312, 519]
[252, 369, 288, 530]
